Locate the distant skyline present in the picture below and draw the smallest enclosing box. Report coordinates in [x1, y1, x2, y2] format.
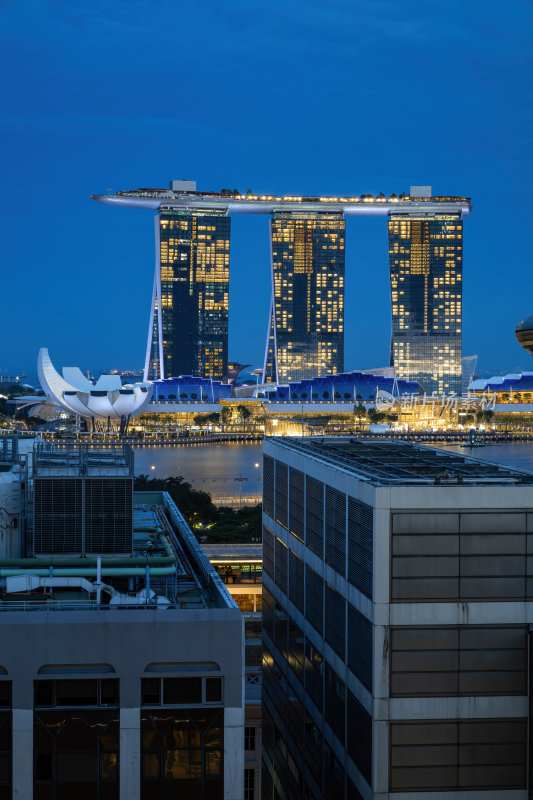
[1, 0, 532, 379]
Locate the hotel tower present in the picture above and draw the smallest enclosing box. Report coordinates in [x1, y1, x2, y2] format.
[388, 187, 463, 395]
[262, 213, 345, 384]
[93, 183, 470, 393]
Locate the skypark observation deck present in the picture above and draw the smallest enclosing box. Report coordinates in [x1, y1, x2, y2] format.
[92, 189, 472, 217]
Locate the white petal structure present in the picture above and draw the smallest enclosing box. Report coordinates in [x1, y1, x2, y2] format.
[38, 348, 153, 421]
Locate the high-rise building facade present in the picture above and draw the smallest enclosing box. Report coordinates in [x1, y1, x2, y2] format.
[388, 209, 463, 395]
[147, 209, 230, 380]
[262, 436, 533, 800]
[263, 213, 345, 384]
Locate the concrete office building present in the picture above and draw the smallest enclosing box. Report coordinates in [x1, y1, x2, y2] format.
[0, 440, 244, 799]
[202, 544, 264, 800]
[261, 436, 533, 799]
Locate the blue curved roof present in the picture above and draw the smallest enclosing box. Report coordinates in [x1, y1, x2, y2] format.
[269, 371, 419, 401]
[483, 374, 533, 392]
[152, 376, 231, 402]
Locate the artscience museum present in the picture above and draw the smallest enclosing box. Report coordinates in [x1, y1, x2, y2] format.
[37, 348, 153, 431]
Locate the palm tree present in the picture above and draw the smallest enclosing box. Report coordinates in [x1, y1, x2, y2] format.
[236, 404, 252, 426]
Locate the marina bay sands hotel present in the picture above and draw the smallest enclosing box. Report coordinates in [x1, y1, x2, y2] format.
[92, 182, 471, 396]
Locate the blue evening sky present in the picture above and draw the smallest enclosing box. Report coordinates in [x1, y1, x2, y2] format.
[1, 0, 532, 380]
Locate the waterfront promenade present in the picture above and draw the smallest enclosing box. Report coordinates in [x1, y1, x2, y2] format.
[120, 430, 533, 446]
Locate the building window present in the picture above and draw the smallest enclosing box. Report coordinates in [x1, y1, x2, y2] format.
[34, 709, 119, 799]
[325, 583, 346, 660]
[347, 690, 372, 785]
[325, 663, 345, 745]
[244, 767, 255, 799]
[348, 604, 373, 692]
[141, 708, 223, 796]
[325, 485, 346, 576]
[305, 476, 324, 557]
[34, 679, 119, 708]
[263, 456, 275, 518]
[245, 726, 256, 751]
[347, 496, 373, 599]
[305, 565, 323, 636]
[304, 640, 323, 712]
[141, 677, 223, 706]
[263, 526, 275, 579]
[275, 462, 288, 528]
[288, 468, 305, 542]
[275, 537, 288, 594]
[288, 549, 304, 613]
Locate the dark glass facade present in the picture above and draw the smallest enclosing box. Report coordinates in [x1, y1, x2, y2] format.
[34, 679, 120, 800]
[149, 210, 230, 380]
[262, 453, 374, 799]
[263, 213, 345, 383]
[141, 708, 223, 799]
[388, 214, 463, 395]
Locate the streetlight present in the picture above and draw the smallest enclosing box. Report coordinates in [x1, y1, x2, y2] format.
[234, 473, 248, 507]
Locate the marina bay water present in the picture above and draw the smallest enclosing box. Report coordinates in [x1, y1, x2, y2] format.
[133, 442, 263, 503]
[437, 442, 533, 472]
[134, 440, 533, 503]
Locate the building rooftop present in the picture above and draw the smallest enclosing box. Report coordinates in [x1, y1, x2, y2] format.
[92, 187, 472, 217]
[0, 490, 236, 613]
[268, 437, 533, 486]
[201, 544, 262, 563]
[34, 441, 134, 477]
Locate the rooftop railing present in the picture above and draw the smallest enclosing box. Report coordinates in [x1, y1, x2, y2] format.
[0, 600, 180, 613]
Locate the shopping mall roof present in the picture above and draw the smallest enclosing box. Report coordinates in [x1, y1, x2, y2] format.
[470, 372, 533, 392]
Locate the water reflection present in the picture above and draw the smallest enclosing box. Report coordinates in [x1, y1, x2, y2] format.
[133, 442, 263, 500]
[437, 442, 533, 472]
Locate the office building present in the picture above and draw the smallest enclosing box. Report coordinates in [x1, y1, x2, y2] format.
[461, 354, 478, 394]
[263, 213, 345, 384]
[93, 184, 471, 389]
[388, 188, 463, 395]
[0, 441, 244, 799]
[146, 207, 231, 381]
[202, 544, 264, 799]
[262, 436, 533, 799]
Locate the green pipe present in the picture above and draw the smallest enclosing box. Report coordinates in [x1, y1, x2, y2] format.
[0, 566, 177, 578]
[0, 535, 176, 568]
[0, 555, 175, 567]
